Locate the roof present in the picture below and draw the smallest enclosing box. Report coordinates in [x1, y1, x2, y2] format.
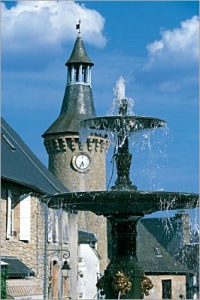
[176, 243, 199, 273]
[137, 223, 192, 274]
[43, 84, 96, 135]
[7, 279, 43, 298]
[78, 230, 97, 244]
[1, 256, 34, 278]
[141, 214, 192, 256]
[65, 35, 94, 66]
[1, 118, 67, 195]
[140, 217, 178, 249]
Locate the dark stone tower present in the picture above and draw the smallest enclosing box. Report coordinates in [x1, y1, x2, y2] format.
[43, 31, 108, 297]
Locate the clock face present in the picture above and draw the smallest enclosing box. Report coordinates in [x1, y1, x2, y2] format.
[75, 154, 90, 170]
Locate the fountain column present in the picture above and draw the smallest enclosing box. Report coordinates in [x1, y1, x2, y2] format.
[101, 215, 144, 298]
[112, 136, 137, 191]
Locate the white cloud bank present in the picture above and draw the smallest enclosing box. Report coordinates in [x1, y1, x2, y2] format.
[146, 16, 199, 68]
[1, 1, 106, 52]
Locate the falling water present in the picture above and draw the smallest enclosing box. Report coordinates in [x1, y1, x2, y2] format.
[127, 124, 169, 191]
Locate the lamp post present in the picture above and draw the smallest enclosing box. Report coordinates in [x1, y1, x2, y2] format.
[61, 260, 71, 278]
[61, 260, 71, 299]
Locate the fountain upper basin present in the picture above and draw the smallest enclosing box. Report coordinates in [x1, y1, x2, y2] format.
[81, 116, 166, 133]
[45, 190, 199, 216]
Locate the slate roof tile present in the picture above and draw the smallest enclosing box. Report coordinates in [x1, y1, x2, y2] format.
[1, 118, 67, 195]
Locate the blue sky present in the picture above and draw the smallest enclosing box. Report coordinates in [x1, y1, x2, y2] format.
[2, 1, 199, 203]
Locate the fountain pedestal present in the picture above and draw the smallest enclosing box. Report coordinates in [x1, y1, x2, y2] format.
[102, 215, 144, 298]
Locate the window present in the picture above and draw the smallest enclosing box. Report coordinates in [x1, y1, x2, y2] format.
[52, 211, 59, 243]
[49, 210, 68, 244]
[68, 67, 72, 83]
[19, 195, 31, 241]
[6, 190, 14, 239]
[162, 279, 172, 299]
[62, 212, 69, 244]
[74, 66, 79, 82]
[82, 67, 87, 82]
[154, 247, 163, 257]
[48, 209, 53, 243]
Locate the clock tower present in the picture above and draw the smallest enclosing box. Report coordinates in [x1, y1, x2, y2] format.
[43, 29, 108, 296]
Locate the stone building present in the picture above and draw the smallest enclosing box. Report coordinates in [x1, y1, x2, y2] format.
[42, 31, 109, 298]
[1, 117, 70, 299]
[1, 116, 104, 299]
[138, 214, 199, 299]
[137, 221, 192, 299]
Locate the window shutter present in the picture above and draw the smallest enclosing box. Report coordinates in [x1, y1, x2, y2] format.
[6, 190, 12, 239]
[62, 212, 69, 244]
[52, 211, 59, 243]
[20, 195, 31, 241]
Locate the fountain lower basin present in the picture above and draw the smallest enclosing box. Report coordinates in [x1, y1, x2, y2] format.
[45, 190, 199, 216]
[43, 189, 199, 299]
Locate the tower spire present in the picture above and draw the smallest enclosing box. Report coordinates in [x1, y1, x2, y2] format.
[43, 29, 95, 136]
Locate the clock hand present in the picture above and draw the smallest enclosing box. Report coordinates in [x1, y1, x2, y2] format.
[80, 161, 85, 167]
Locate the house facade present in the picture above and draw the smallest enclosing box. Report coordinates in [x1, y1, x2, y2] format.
[1, 118, 71, 299]
[78, 231, 100, 299]
[139, 214, 199, 299]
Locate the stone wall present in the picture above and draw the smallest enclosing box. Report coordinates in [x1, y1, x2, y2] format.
[144, 274, 186, 300]
[1, 182, 45, 291]
[45, 133, 109, 272]
[46, 134, 108, 192]
[1, 181, 71, 298]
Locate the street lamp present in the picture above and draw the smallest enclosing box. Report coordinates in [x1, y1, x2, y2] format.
[61, 261, 71, 279]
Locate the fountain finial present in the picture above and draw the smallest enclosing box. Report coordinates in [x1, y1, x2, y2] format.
[119, 98, 128, 116]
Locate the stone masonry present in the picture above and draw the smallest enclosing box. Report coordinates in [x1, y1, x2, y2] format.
[44, 133, 109, 272]
[144, 275, 186, 300]
[1, 180, 70, 298]
[1, 182, 45, 292]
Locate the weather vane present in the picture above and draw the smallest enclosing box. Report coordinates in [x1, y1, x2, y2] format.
[76, 19, 81, 35]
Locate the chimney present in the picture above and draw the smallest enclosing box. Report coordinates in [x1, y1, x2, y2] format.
[175, 211, 191, 246]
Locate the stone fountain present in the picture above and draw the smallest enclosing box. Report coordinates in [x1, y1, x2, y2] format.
[44, 78, 199, 298]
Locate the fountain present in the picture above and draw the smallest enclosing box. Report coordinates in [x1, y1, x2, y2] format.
[43, 77, 199, 298]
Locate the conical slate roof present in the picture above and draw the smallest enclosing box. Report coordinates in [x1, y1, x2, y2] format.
[43, 84, 96, 136]
[65, 35, 94, 66]
[43, 34, 95, 136]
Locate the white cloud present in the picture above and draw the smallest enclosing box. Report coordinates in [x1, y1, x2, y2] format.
[1, 1, 106, 52]
[146, 16, 199, 68]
